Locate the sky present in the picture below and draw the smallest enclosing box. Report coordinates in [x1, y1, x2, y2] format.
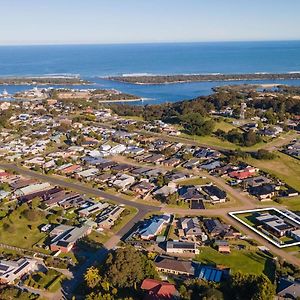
[1, 0, 300, 45]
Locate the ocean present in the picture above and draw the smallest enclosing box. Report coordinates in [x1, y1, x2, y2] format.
[1, 41, 300, 104]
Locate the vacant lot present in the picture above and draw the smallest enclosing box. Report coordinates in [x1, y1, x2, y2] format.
[177, 177, 211, 186]
[0, 208, 48, 250]
[246, 152, 300, 192]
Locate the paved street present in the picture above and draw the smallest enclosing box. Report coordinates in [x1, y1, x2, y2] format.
[2, 162, 300, 299]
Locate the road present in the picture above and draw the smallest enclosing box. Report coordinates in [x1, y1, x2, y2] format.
[2, 162, 300, 299]
[0, 162, 159, 298]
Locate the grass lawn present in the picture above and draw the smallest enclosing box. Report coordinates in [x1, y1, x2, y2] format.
[25, 269, 63, 292]
[0, 211, 48, 250]
[180, 132, 237, 150]
[195, 246, 274, 278]
[176, 177, 211, 186]
[246, 152, 300, 192]
[213, 120, 239, 133]
[111, 206, 138, 232]
[122, 115, 144, 121]
[204, 197, 239, 210]
[279, 196, 300, 211]
[88, 230, 111, 245]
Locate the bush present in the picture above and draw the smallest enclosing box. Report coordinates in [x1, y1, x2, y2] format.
[254, 149, 276, 160]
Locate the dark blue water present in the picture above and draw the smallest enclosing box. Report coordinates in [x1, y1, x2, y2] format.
[1, 41, 300, 104]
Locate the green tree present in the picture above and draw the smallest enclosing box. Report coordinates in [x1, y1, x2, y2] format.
[84, 266, 101, 289]
[103, 246, 157, 288]
[181, 113, 215, 136]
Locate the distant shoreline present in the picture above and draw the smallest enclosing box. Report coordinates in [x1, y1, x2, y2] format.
[0, 76, 90, 86]
[107, 73, 300, 85]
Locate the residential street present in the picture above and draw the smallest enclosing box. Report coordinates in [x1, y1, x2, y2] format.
[2, 161, 300, 300]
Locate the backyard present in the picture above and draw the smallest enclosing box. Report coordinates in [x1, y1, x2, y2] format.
[195, 246, 275, 279]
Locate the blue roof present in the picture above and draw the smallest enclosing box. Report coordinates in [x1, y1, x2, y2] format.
[139, 216, 168, 237]
[194, 264, 224, 283]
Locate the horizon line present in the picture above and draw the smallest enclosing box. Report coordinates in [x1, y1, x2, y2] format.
[0, 39, 300, 47]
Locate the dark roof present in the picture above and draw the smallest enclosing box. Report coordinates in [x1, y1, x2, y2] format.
[249, 184, 275, 196]
[204, 218, 227, 234]
[203, 185, 226, 199]
[154, 256, 194, 275]
[277, 277, 300, 299]
[178, 186, 204, 201]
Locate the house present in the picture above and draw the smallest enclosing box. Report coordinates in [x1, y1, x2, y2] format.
[178, 186, 204, 203]
[78, 202, 109, 218]
[10, 178, 37, 190]
[0, 258, 37, 284]
[204, 218, 230, 237]
[61, 164, 82, 175]
[0, 190, 10, 200]
[141, 279, 179, 300]
[161, 158, 181, 167]
[59, 195, 87, 209]
[179, 217, 202, 238]
[202, 185, 227, 203]
[43, 191, 79, 207]
[75, 168, 99, 180]
[143, 154, 165, 164]
[112, 174, 135, 191]
[96, 205, 125, 229]
[277, 277, 300, 299]
[153, 183, 177, 199]
[256, 213, 294, 237]
[248, 184, 276, 200]
[291, 229, 300, 242]
[194, 148, 220, 160]
[261, 126, 283, 137]
[139, 214, 171, 240]
[215, 240, 231, 253]
[15, 182, 52, 197]
[154, 256, 194, 277]
[183, 159, 200, 169]
[109, 144, 127, 155]
[50, 225, 92, 253]
[243, 176, 271, 188]
[199, 160, 221, 171]
[167, 172, 188, 182]
[131, 181, 155, 198]
[166, 241, 199, 255]
[229, 166, 258, 180]
[0, 172, 12, 182]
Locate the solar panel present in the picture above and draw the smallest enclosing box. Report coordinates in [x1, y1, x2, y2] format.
[215, 271, 222, 283]
[0, 265, 9, 271]
[204, 268, 212, 280]
[199, 267, 205, 278]
[13, 261, 29, 275]
[210, 269, 216, 281]
[63, 233, 72, 241]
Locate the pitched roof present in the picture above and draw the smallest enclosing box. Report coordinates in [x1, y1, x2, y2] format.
[141, 278, 178, 299]
[154, 256, 194, 275]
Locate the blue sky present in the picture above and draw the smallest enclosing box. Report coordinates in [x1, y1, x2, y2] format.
[1, 0, 300, 45]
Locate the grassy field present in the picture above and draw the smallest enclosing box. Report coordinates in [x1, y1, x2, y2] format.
[195, 246, 274, 278]
[213, 120, 239, 133]
[246, 152, 300, 192]
[176, 177, 211, 186]
[0, 210, 48, 249]
[180, 132, 237, 150]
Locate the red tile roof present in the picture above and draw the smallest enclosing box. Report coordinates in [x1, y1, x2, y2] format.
[0, 172, 10, 178]
[141, 279, 178, 299]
